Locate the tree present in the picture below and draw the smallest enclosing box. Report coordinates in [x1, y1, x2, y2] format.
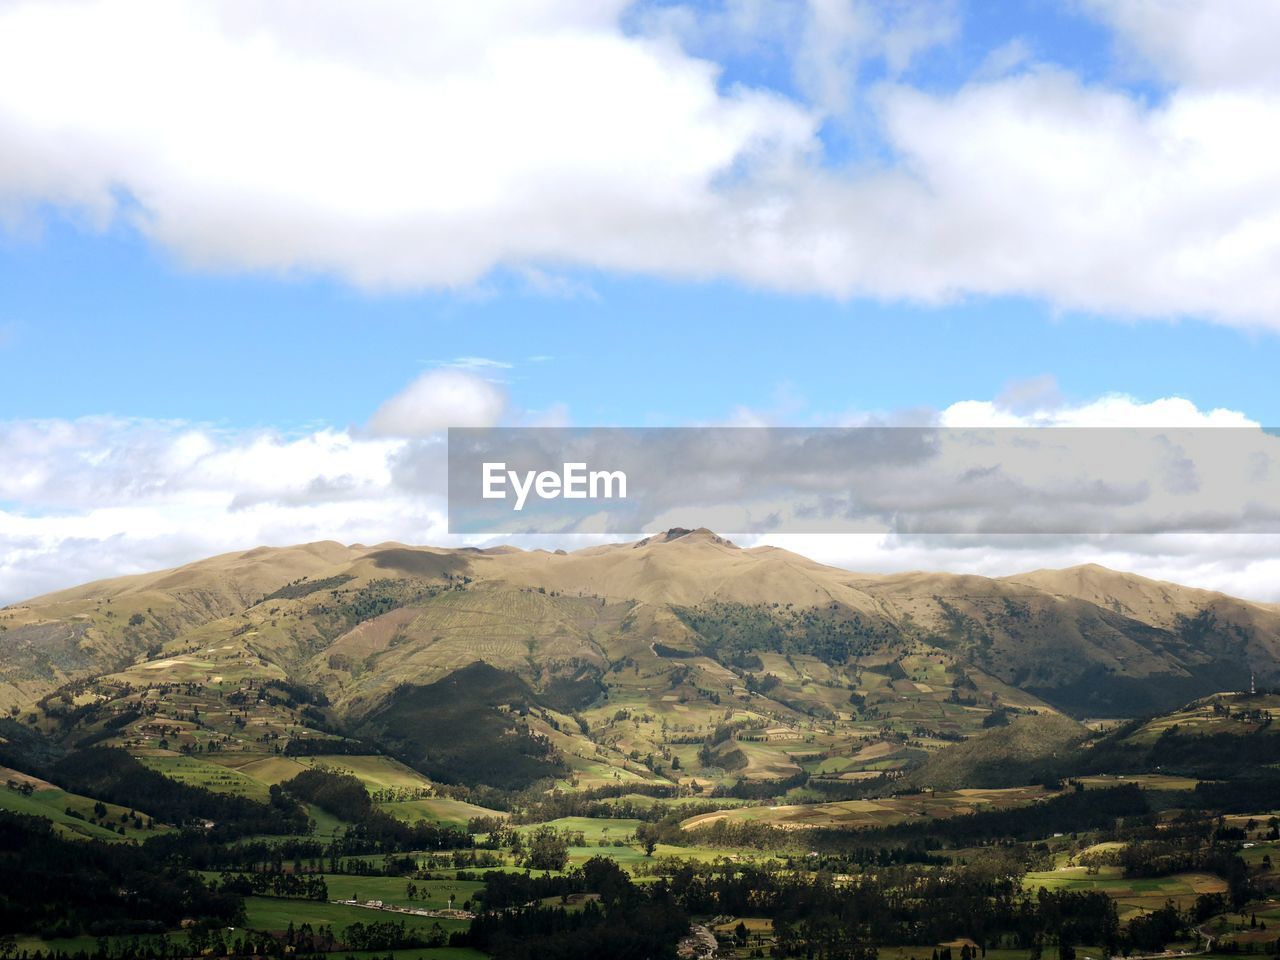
[635, 822, 660, 856]
[525, 826, 569, 871]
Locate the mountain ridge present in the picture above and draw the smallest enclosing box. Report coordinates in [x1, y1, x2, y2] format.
[3, 530, 1277, 735]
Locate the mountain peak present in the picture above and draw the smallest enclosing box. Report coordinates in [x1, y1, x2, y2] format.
[635, 527, 737, 548]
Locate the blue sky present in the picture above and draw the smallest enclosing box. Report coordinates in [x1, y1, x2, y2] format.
[3, 0, 1280, 601]
[4, 214, 1279, 430]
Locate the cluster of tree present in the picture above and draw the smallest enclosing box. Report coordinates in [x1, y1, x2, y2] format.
[259, 678, 329, 709]
[772, 914, 880, 960]
[438, 775, 678, 815]
[520, 825, 571, 870]
[281, 737, 371, 757]
[341, 919, 448, 951]
[0, 811, 241, 938]
[661, 860, 1131, 955]
[476, 792, 726, 830]
[215, 871, 328, 901]
[279, 768, 472, 852]
[0, 929, 299, 960]
[465, 857, 689, 960]
[101, 710, 142, 732]
[306, 578, 433, 640]
[857, 785, 1150, 849]
[360, 662, 568, 790]
[807, 775, 896, 801]
[709, 769, 811, 800]
[0, 718, 66, 773]
[674, 600, 901, 665]
[1187, 772, 1280, 814]
[280, 769, 371, 820]
[187, 925, 307, 957]
[260, 573, 355, 602]
[473, 866, 593, 911]
[1125, 902, 1192, 953]
[46, 916, 453, 958]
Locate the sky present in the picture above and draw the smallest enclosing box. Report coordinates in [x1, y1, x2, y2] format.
[3, 0, 1280, 602]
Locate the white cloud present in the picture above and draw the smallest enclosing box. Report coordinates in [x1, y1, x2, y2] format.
[940, 391, 1260, 428]
[855, 67, 1280, 322]
[366, 368, 507, 437]
[1, 1, 1279, 325]
[0, 0, 816, 287]
[1081, 0, 1280, 91]
[0, 366, 511, 600]
[0, 415, 445, 601]
[436, 357, 514, 372]
[796, 0, 879, 116]
[796, 0, 958, 114]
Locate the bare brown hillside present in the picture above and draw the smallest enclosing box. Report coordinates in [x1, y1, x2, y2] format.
[4, 530, 1278, 721]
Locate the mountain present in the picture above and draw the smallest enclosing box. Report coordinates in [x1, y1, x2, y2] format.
[0, 542, 368, 711]
[3, 529, 1278, 793]
[842, 566, 1275, 716]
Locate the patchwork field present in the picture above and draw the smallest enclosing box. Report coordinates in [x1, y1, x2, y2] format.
[241, 896, 471, 938]
[378, 796, 507, 827]
[1025, 865, 1229, 919]
[252, 875, 488, 913]
[681, 785, 1050, 831]
[138, 753, 273, 801]
[1123, 693, 1280, 743]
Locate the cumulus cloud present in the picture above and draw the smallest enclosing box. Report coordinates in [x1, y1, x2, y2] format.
[939, 390, 1260, 428]
[0, 0, 816, 287]
[0, 1, 1279, 325]
[0, 416, 445, 602]
[0, 366, 506, 601]
[366, 369, 507, 437]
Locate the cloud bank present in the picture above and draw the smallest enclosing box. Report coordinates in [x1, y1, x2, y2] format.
[4, 374, 1280, 604]
[0, 1, 1279, 325]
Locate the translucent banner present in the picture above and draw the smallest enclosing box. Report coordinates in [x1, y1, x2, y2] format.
[447, 427, 1280, 535]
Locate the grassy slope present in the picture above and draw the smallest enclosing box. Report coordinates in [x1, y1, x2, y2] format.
[0, 780, 166, 841]
[905, 713, 1090, 789]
